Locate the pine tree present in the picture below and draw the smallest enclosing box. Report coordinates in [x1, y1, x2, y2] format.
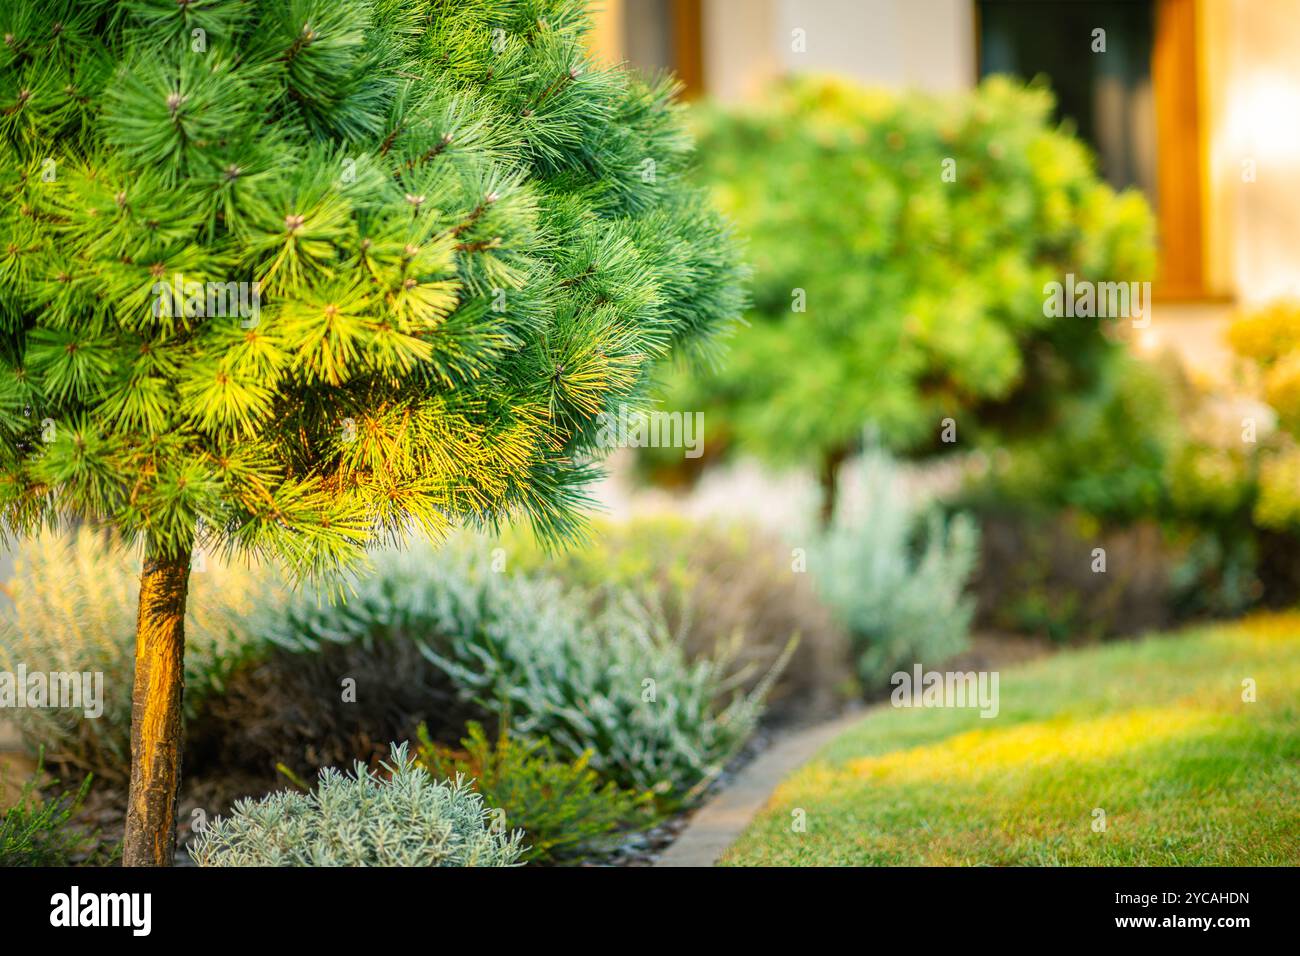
[0, 0, 743, 865]
[660, 76, 1154, 522]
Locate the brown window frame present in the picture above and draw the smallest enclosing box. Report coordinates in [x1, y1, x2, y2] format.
[1152, 0, 1208, 300]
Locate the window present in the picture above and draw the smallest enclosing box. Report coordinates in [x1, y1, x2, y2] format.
[979, 0, 1206, 298]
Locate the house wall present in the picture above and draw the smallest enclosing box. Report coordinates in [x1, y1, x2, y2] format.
[593, 0, 1300, 307]
[702, 0, 975, 102]
[700, 0, 780, 102]
[1202, 0, 1300, 305]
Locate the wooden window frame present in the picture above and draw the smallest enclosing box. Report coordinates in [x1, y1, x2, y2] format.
[1153, 0, 1209, 300]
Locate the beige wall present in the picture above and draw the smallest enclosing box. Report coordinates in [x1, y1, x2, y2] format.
[1203, 0, 1300, 304]
[772, 0, 974, 91]
[701, 0, 780, 102]
[701, 0, 974, 102]
[594, 0, 1300, 305]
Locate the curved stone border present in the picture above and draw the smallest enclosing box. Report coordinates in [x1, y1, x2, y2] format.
[656, 707, 869, 867]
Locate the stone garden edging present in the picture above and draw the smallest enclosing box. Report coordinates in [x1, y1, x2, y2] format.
[656, 707, 869, 867]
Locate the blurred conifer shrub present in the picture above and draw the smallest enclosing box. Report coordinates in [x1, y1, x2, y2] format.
[660, 76, 1155, 514]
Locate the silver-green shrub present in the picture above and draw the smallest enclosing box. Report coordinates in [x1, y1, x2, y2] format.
[817, 446, 979, 691]
[263, 540, 784, 805]
[188, 744, 522, 867]
[0, 529, 269, 779]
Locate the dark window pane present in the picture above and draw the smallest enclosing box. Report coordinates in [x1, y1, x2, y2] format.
[979, 0, 1156, 199]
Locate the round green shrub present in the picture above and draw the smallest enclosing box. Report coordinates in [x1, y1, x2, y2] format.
[654, 75, 1155, 498]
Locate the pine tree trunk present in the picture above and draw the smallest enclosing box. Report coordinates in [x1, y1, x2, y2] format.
[819, 445, 849, 527]
[123, 544, 192, 867]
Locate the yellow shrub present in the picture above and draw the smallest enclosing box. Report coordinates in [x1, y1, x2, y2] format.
[1254, 447, 1300, 532]
[1227, 301, 1300, 366]
[1263, 353, 1300, 433]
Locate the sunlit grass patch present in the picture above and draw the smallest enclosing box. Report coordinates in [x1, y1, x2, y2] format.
[720, 615, 1300, 866]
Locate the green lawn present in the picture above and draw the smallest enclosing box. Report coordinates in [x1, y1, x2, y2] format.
[721, 615, 1300, 866]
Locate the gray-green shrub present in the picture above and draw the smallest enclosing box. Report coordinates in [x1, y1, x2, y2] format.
[818, 446, 979, 691]
[501, 516, 851, 716]
[2, 527, 780, 805]
[261, 540, 784, 805]
[188, 743, 522, 867]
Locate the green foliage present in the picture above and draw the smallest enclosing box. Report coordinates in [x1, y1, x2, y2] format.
[1000, 580, 1081, 644]
[1166, 528, 1260, 619]
[956, 354, 1270, 625]
[817, 445, 978, 690]
[188, 742, 523, 866]
[415, 720, 651, 863]
[971, 355, 1186, 524]
[659, 75, 1153, 476]
[973, 509, 1177, 642]
[260, 539, 781, 805]
[0, 750, 107, 865]
[0, 0, 744, 570]
[1254, 448, 1300, 532]
[1165, 441, 1256, 524]
[966, 349, 1242, 507]
[0, 527, 269, 779]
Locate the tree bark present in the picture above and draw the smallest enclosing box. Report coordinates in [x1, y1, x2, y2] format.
[123, 543, 192, 867]
[818, 445, 850, 527]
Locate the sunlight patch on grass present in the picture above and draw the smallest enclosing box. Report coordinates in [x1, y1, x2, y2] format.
[721, 615, 1300, 866]
[837, 708, 1226, 785]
